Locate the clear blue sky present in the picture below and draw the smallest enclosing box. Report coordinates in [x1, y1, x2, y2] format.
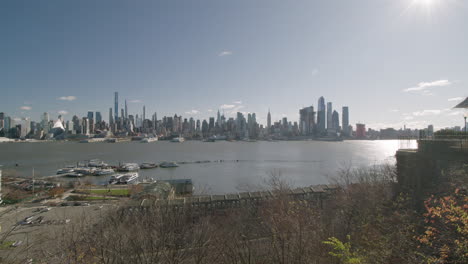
[1, 0, 467, 129]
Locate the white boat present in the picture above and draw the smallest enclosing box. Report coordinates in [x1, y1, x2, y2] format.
[56, 168, 75, 175]
[93, 168, 115, 176]
[170, 137, 185, 143]
[141, 137, 158, 143]
[109, 174, 125, 184]
[160, 161, 179, 168]
[117, 163, 140, 172]
[74, 167, 96, 175]
[116, 172, 139, 184]
[140, 163, 158, 169]
[87, 159, 108, 168]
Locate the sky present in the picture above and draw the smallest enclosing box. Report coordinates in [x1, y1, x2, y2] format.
[1, 0, 468, 129]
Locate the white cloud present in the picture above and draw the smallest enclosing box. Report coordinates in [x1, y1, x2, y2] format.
[57, 96, 77, 101]
[311, 68, 319, 76]
[233, 100, 242, 104]
[185, 110, 200, 115]
[389, 109, 400, 113]
[129, 99, 142, 103]
[220, 104, 235, 109]
[448, 97, 464, 102]
[20, 106, 32, 110]
[404, 116, 414, 120]
[448, 111, 464, 116]
[404, 80, 451, 92]
[207, 109, 213, 112]
[218, 50, 232, 57]
[58, 110, 68, 115]
[412, 110, 442, 116]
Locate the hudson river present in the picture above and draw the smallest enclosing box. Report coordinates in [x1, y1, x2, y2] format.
[0, 140, 416, 194]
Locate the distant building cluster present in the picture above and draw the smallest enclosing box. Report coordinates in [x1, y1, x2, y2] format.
[0, 92, 457, 141]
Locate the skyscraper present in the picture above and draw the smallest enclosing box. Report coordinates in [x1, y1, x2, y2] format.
[109, 108, 114, 125]
[87, 111, 94, 121]
[332, 110, 340, 132]
[342, 106, 349, 136]
[143, 105, 146, 120]
[327, 102, 333, 130]
[96, 112, 102, 124]
[114, 92, 119, 121]
[317, 97, 326, 133]
[125, 100, 128, 119]
[267, 109, 271, 133]
[299, 106, 315, 136]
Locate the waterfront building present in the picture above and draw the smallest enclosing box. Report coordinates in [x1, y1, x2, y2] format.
[342, 106, 349, 136]
[143, 105, 146, 121]
[332, 110, 340, 132]
[356, 123, 366, 138]
[317, 97, 326, 134]
[82, 118, 89, 135]
[299, 106, 315, 136]
[327, 102, 333, 130]
[0, 112, 4, 131]
[95, 112, 102, 123]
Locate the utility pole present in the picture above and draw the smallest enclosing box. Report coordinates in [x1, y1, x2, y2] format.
[32, 168, 35, 196]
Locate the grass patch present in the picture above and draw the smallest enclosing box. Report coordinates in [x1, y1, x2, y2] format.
[87, 189, 129, 196]
[0, 241, 14, 249]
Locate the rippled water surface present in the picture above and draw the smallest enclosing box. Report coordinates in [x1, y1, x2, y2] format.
[0, 140, 416, 193]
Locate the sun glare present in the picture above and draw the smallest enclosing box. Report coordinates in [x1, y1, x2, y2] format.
[415, 0, 434, 6]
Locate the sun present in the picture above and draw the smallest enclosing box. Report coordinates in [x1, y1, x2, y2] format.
[413, 0, 436, 7]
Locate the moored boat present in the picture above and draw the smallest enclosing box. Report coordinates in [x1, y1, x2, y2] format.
[65, 173, 84, 177]
[116, 172, 139, 184]
[56, 168, 75, 175]
[141, 137, 158, 143]
[117, 163, 140, 172]
[160, 161, 179, 168]
[170, 137, 185, 143]
[93, 168, 115, 176]
[140, 163, 158, 169]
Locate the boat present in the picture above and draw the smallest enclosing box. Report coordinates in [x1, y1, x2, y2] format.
[117, 163, 140, 172]
[73, 167, 95, 175]
[65, 173, 84, 177]
[141, 137, 158, 143]
[170, 137, 185, 143]
[105, 138, 118, 143]
[116, 172, 139, 184]
[160, 161, 179, 168]
[56, 168, 75, 175]
[140, 163, 158, 169]
[87, 159, 108, 168]
[109, 174, 125, 184]
[93, 168, 115, 176]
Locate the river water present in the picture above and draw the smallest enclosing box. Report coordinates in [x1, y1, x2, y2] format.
[0, 140, 416, 194]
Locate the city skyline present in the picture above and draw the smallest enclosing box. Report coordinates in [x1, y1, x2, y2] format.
[2, 0, 468, 129]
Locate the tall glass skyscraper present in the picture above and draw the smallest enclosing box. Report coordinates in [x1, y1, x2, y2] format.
[114, 92, 119, 121]
[342, 106, 349, 136]
[317, 96, 326, 133]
